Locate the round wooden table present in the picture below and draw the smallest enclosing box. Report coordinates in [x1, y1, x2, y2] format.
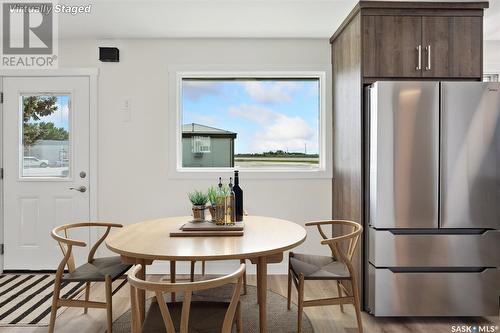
[106, 215, 307, 333]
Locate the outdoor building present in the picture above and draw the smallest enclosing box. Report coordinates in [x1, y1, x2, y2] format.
[182, 123, 237, 167]
[24, 139, 69, 167]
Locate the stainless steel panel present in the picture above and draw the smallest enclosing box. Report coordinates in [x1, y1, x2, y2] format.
[369, 228, 500, 267]
[369, 82, 439, 228]
[441, 82, 500, 229]
[368, 265, 500, 316]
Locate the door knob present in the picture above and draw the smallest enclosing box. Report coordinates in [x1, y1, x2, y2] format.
[69, 186, 87, 193]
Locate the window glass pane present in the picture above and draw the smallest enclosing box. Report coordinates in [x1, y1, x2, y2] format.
[21, 95, 70, 178]
[181, 78, 320, 169]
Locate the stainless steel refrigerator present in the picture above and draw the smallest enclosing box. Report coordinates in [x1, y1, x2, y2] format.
[366, 81, 500, 316]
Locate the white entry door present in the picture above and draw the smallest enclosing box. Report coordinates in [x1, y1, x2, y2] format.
[3, 76, 91, 270]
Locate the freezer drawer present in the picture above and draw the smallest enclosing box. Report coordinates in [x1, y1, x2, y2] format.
[369, 81, 439, 228]
[441, 82, 500, 229]
[368, 265, 500, 316]
[369, 228, 500, 267]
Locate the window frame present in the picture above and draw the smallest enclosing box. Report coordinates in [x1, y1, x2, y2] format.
[191, 136, 211, 153]
[483, 73, 499, 82]
[168, 67, 332, 180]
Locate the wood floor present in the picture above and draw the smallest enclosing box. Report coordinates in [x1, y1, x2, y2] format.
[2, 274, 498, 333]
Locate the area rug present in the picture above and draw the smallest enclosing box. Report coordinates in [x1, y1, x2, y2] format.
[0, 273, 84, 326]
[112, 284, 314, 333]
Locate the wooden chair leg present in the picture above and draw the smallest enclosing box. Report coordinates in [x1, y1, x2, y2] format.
[84, 282, 91, 314]
[337, 281, 345, 313]
[240, 259, 247, 295]
[297, 274, 305, 333]
[105, 276, 113, 333]
[236, 301, 243, 333]
[287, 269, 292, 310]
[190, 261, 196, 282]
[351, 278, 364, 333]
[48, 280, 61, 333]
[256, 262, 260, 305]
[170, 260, 176, 301]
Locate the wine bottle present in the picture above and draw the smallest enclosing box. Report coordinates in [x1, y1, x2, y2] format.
[226, 177, 236, 224]
[233, 170, 243, 221]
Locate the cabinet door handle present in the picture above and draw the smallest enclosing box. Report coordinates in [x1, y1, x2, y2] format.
[425, 45, 431, 71]
[416, 45, 422, 70]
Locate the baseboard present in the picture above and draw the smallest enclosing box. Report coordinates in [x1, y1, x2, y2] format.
[147, 260, 288, 275]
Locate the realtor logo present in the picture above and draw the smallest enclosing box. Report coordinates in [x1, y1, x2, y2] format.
[1, 2, 58, 68]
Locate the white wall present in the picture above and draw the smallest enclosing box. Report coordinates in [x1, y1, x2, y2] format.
[58, 38, 333, 274]
[484, 40, 500, 74]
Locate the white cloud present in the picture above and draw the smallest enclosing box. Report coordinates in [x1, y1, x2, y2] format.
[183, 81, 221, 101]
[241, 81, 298, 104]
[228, 104, 276, 125]
[36, 104, 69, 129]
[228, 104, 317, 153]
[189, 114, 218, 126]
[252, 114, 316, 152]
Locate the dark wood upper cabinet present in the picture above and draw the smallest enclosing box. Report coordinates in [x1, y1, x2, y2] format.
[363, 16, 422, 78]
[341, 1, 489, 79]
[422, 16, 482, 78]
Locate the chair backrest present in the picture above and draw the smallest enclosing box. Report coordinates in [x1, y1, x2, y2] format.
[305, 220, 363, 272]
[51, 222, 123, 274]
[128, 263, 246, 333]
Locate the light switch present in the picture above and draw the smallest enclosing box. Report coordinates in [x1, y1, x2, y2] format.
[120, 99, 131, 122]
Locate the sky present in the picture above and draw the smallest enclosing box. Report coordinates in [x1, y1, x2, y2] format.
[182, 79, 320, 155]
[25, 95, 70, 130]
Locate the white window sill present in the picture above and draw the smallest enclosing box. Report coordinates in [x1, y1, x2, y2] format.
[168, 167, 332, 180]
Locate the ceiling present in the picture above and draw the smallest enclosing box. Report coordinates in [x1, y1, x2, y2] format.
[58, 0, 500, 40]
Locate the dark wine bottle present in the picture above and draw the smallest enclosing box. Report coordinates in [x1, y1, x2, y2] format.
[233, 170, 244, 221]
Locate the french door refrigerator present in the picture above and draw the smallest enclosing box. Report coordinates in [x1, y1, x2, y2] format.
[366, 81, 500, 316]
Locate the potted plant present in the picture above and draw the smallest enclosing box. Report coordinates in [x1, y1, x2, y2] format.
[207, 186, 218, 221]
[188, 190, 208, 222]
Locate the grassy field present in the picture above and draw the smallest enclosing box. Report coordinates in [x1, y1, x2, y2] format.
[234, 156, 319, 169]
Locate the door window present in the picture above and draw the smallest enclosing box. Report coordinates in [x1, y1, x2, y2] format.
[20, 94, 71, 178]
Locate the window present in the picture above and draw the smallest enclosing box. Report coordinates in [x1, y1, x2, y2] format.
[192, 136, 211, 153]
[179, 76, 323, 171]
[20, 94, 71, 178]
[483, 74, 499, 82]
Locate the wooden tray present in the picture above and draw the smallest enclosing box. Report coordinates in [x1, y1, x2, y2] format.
[170, 230, 243, 237]
[181, 221, 244, 231]
[169, 221, 244, 237]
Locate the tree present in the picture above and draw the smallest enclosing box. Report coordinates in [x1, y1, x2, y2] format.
[38, 122, 69, 140]
[23, 96, 58, 122]
[22, 96, 68, 147]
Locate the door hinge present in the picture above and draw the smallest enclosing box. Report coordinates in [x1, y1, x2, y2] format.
[0, 168, 3, 179]
[0, 244, 3, 255]
[0, 92, 3, 104]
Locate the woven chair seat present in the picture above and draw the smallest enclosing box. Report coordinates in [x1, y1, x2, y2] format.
[61, 256, 131, 282]
[142, 301, 232, 333]
[289, 252, 350, 280]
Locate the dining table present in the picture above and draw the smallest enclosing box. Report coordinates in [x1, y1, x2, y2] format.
[106, 215, 307, 333]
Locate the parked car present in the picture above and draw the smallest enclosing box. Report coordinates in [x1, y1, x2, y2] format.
[23, 156, 49, 168]
[56, 159, 69, 167]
